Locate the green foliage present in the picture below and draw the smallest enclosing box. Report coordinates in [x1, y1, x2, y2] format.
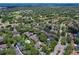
[42, 39, 57, 54]
[0, 49, 6, 55]
[75, 37, 79, 44]
[30, 47, 39, 55]
[13, 34, 27, 45]
[64, 44, 73, 55]
[24, 43, 39, 55]
[1, 15, 14, 23]
[66, 35, 71, 43]
[5, 48, 16, 55]
[4, 36, 16, 46]
[42, 46, 52, 54]
[49, 40, 57, 50]
[0, 48, 16, 55]
[38, 32, 48, 42]
[61, 38, 66, 45]
[44, 25, 52, 32]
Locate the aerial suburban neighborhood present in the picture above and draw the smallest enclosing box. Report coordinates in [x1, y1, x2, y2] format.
[0, 4, 79, 55]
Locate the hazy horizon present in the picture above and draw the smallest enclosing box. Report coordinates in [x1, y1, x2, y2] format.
[0, 3, 79, 8]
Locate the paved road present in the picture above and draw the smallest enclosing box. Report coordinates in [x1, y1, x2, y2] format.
[50, 23, 68, 55]
[15, 45, 23, 55]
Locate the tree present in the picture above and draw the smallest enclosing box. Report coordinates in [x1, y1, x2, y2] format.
[38, 32, 48, 42]
[66, 34, 71, 43]
[4, 34, 16, 46]
[42, 46, 52, 54]
[64, 44, 73, 55]
[24, 43, 39, 55]
[44, 25, 52, 32]
[67, 20, 79, 34]
[49, 40, 57, 51]
[75, 37, 79, 44]
[4, 38, 16, 46]
[61, 38, 66, 45]
[0, 49, 6, 55]
[0, 48, 16, 55]
[5, 48, 16, 55]
[30, 47, 39, 55]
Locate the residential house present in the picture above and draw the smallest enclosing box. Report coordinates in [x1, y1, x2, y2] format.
[24, 32, 39, 42]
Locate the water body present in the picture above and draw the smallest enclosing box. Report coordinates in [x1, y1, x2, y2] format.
[0, 3, 79, 8]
